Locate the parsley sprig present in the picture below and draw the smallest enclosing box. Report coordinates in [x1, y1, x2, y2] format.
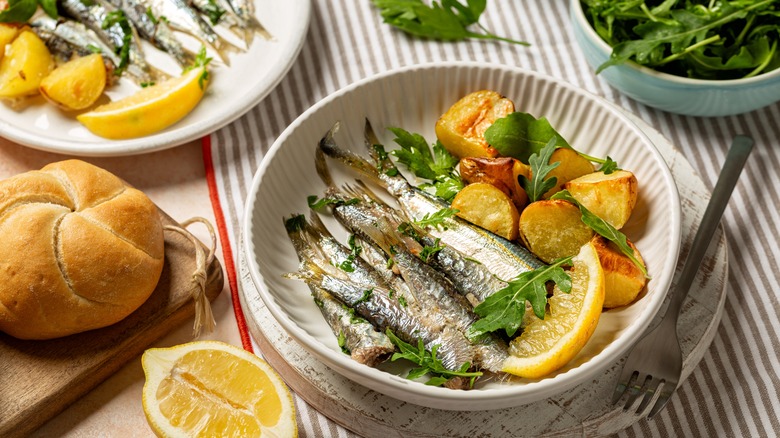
[388, 127, 464, 201]
[468, 257, 573, 338]
[103, 10, 133, 75]
[385, 329, 482, 387]
[551, 190, 648, 277]
[372, 0, 529, 46]
[338, 235, 363, 273]
[183, 47, 213, 90]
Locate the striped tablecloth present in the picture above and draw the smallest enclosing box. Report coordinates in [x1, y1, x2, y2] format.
[208, 1, 780, 436]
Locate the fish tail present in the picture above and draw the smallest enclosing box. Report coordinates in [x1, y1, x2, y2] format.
[318, 123, 389, 190]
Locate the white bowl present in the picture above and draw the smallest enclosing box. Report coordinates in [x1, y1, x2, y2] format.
[243, 62, 681, 410]
[571, 0, 780, 117]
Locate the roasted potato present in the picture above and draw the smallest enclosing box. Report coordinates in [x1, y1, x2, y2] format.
[591, 236, 646, 308]
[435, 90, 514, 159]
[0, 24, 20, 63]
[518, 199, 594, 263]
[451, 182, 519, 240]
[0, 30, 54, 99]
[537, 147, 595, 199]
[40, 54, 106, 110]
[564, 170, 638, 229]
[459, 156, 531, 211]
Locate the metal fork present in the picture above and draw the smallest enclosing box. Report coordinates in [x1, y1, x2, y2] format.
[611, 135, 754, 419]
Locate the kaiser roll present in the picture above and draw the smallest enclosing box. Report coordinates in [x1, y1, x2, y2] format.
[0, 160, 165, 340]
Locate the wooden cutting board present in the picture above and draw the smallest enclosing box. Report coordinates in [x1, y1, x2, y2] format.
[0, 210, 224, 438]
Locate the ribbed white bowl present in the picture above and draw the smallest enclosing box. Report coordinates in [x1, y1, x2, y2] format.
[243, 62, 681, 410]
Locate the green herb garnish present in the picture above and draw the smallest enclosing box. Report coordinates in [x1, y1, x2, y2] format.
[518, 137, 560, 203]
[584, 0, 780, 79]
[183, 46, 213, 90]
[468, 257, 574, 338]
[372, 0, 529, 46]
[307, 195, 359, 211]
[388, 127, 464, 201]
[484, 112, 570, 163]
[338, 331, 350, 354]
[338, 234, 363, 273]
[200, 0, 226, 25]
[418, 238, 445, 263]
[414, 207, 459, 230]
[102, 10, 132, 75]
[354, 288, 374, 306]
[385, 329, 482, 387]
[551, 190, 648, 277]
[0, 0, 56, 23]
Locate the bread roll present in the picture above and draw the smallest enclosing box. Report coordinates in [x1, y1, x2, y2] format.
[0, 160, 164, 340]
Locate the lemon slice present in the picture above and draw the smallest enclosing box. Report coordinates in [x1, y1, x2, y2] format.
[77, 66, 208, 139]
[142, 341, 297, 438]
[502, 241, 605, 378]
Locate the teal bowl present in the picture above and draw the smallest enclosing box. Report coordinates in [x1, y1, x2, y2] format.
[571, 0, 780, 117]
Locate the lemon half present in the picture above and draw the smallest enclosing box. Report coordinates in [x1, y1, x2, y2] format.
[502, 241, 605, 378]
[77, 66, 208, 139]
[142, 341, 297, 438]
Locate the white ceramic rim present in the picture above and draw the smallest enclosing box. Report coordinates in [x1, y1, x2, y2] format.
[242, 62, 682, 408]
[0, 0, 311, 157]
[571, 0, 780, 87]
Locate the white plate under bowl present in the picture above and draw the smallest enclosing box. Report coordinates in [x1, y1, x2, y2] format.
[243, 62, 682, 410]
[0, 0, 310, 157]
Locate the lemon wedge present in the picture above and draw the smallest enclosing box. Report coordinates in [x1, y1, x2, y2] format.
[142, 341, 297, 438]
[77, 66, 208, 139]
[502, 241, 605, 378]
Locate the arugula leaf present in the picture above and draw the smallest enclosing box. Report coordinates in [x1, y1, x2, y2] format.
[414, 207, 459, 230]
[584, 0, 780, 79]
[518, 137, 560, 202]
[372, 0, 529, 46]
[484, 112, 571, 163]
[385, 329, 482, 387]
[551, 190, 648, 277]
[388, 127, 464, 202]
[598, 156, 620, 174]
[469, 257, 574, 338]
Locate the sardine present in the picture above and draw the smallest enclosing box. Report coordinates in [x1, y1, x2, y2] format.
[317, 121, 545, 283]
[324, 195, 509, 372]
[141, 0, 241, 63]
[103, 0, 195, 66]
[59, 0, 164, 84]
[283, 214, 476, 378]
[30, 16, 119, 80]
[223, 0, 271, 43]
[285, 214, 395, 367]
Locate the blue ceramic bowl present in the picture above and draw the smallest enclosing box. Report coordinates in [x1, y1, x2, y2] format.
[571, 0, 780, 117]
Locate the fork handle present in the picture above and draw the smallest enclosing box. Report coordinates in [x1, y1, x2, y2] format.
[666, 135, 754, 319]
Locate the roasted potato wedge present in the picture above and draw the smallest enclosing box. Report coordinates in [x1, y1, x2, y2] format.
[459, 156, 531, 210]
[452, 182, 519, 240]
[591, 236, 646, 308]
[518, 199, 594, 263]
[0, 24, 21, 63]
[40, 53, 106, 110]
[435, 90, 514, 159]
[536, 147, 595, 199]
[0, 30, 54, 99]
[564, 170, 638, 229]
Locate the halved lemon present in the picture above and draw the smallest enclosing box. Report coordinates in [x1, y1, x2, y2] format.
[77, 66, 208, 139]
[142, 341, 297, 437]
[502, 241, 605, 378]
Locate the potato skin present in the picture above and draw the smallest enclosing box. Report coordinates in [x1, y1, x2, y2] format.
[565, 170, 638, 229]
[435, 90, 514, 159]
[591, 236, 646, 308]
[40, 54, 107, 111]
[518, 199, 594, 263]
[0, 30, 54, 99]
[451, 182, 520, 240]
[538, 148, 595, 199]
[459, 156, 530, 211]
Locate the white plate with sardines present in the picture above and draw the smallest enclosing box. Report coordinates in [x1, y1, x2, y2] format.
[0, 0, 309, 156]
[243, 62, 681, 410]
